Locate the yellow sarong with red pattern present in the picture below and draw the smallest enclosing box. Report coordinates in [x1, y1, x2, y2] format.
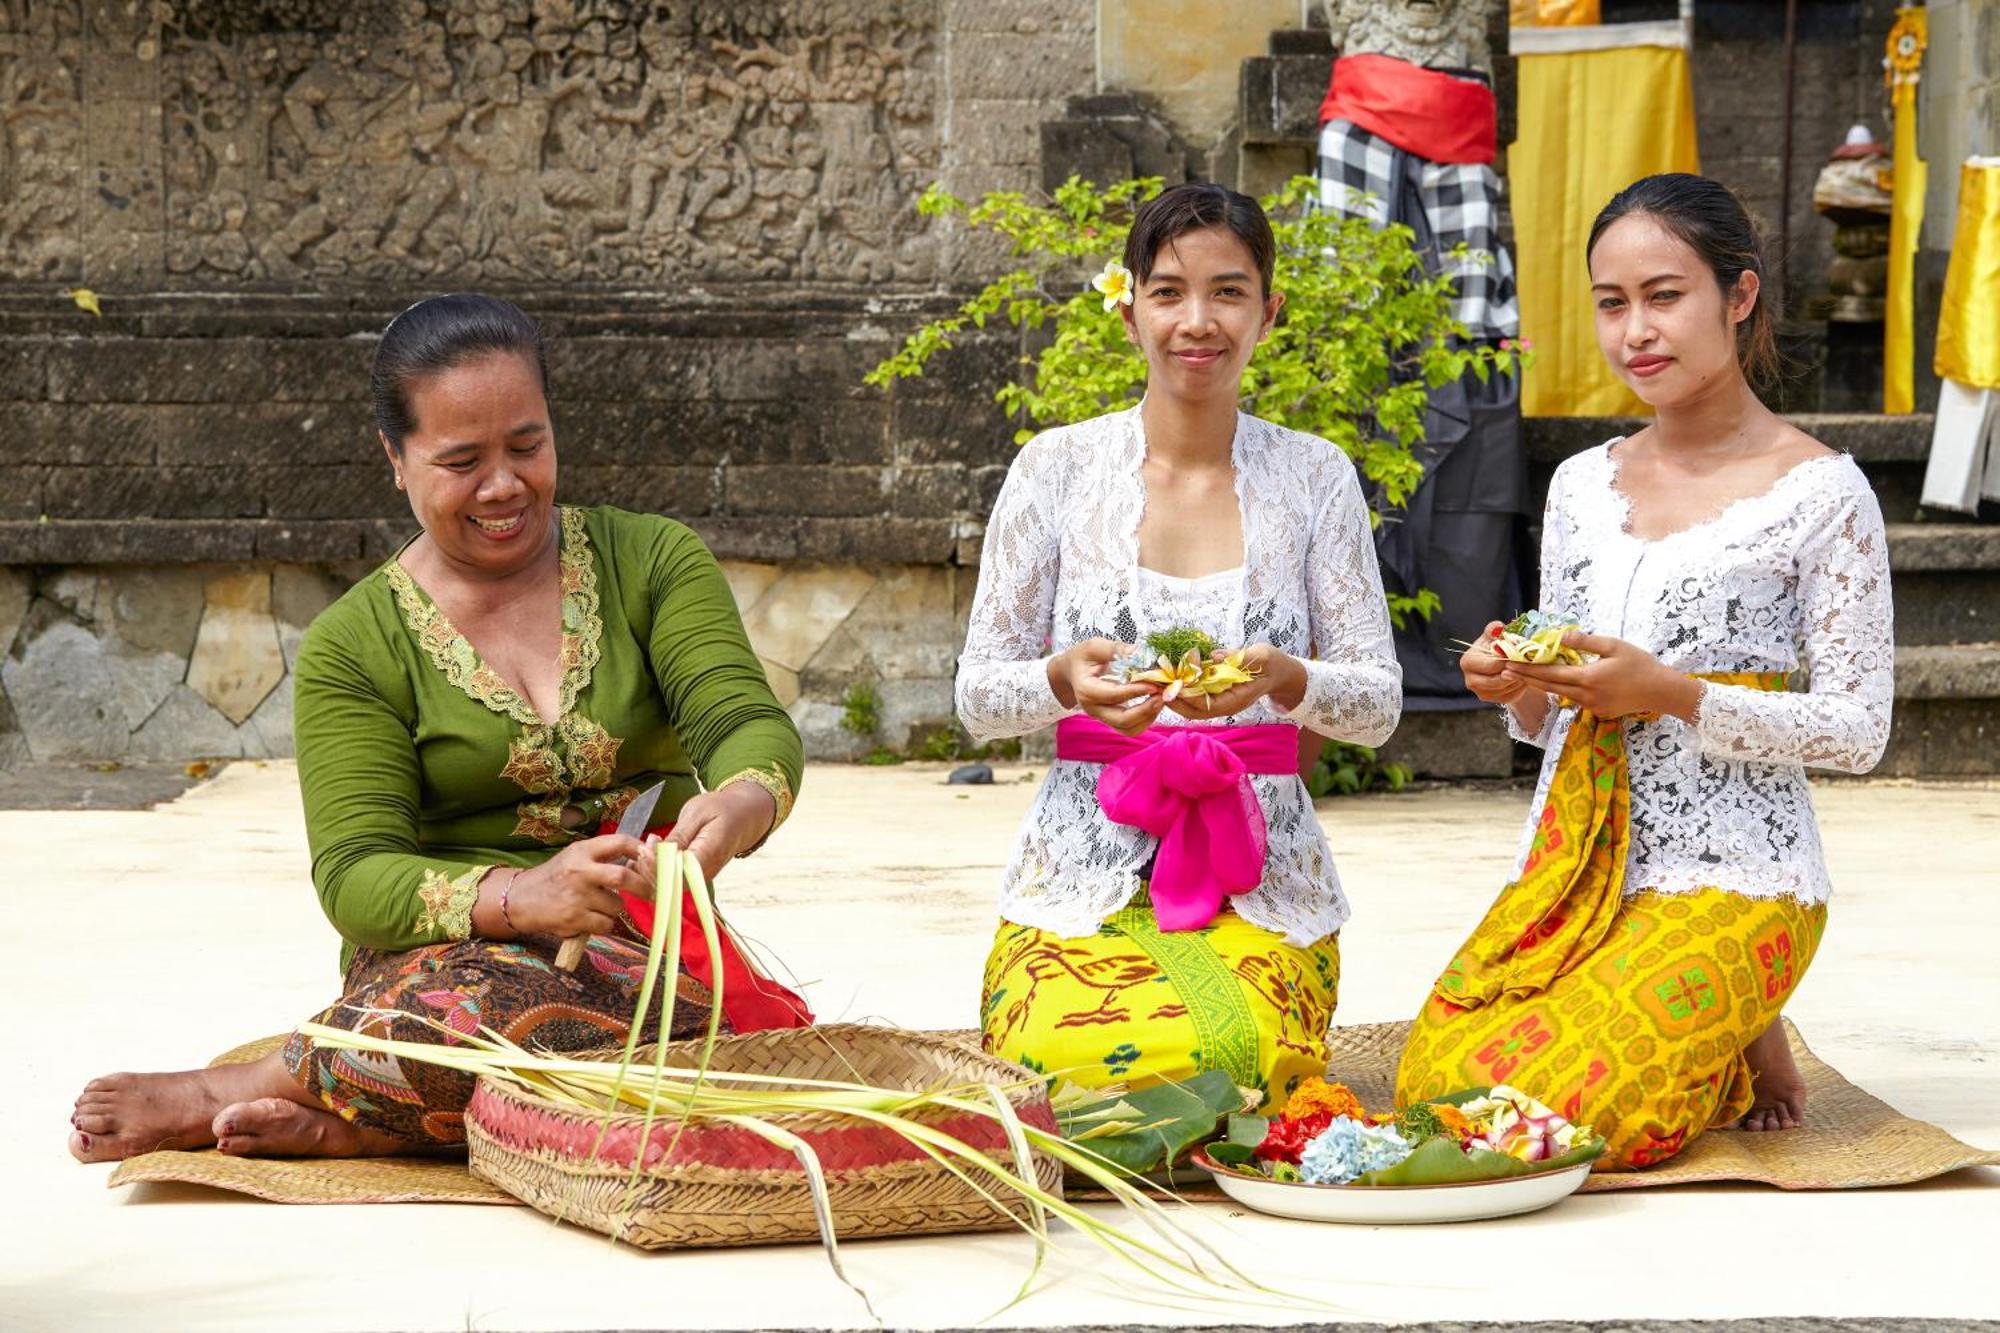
[1396, 673, 1827, 1171]
[982, 888, 1340, 1115]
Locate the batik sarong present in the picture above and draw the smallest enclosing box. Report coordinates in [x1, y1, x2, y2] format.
[283, 931, 721, 1145]
[981, 889, 1339, 1114]
[1396, 672, 1827, 1169]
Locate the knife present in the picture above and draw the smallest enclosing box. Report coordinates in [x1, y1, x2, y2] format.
[554, 779, 665, 972]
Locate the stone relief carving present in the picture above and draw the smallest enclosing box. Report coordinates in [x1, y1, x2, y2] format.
[0, 2, 84, 280]
[5, 0, 942, 285]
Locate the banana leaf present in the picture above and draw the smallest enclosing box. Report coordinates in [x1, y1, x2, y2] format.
[1226, 1113, 1270, 1146]
[1198, 1115, 1270, 1168]
[1056, 1070, 1245, 1175]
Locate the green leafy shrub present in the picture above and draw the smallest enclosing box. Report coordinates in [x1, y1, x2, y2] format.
[1305, 739, 1413, 798]
[839, 683, 883, 738]
[865, 174, 1520, 629]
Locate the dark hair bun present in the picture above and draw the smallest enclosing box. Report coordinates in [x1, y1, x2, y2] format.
[370, 293, 548, 450]
[1123, 182, 1277, 297]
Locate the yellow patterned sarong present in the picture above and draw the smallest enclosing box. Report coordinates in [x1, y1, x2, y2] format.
[981, 889, 1339, 1114]
[1397, 673, 1828, 1170]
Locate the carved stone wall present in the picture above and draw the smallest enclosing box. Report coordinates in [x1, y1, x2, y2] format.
[0, 0, 1094, 766]
[2, 0, 977, 288]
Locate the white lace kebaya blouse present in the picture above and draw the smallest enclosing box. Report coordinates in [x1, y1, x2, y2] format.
[956, 407, 1403, 945]
[1509, 440, 1894, 905]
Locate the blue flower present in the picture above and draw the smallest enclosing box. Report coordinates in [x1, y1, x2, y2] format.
[1298, 1116, 1412, 1185]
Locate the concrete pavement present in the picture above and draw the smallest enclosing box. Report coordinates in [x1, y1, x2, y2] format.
[7, 762, 1998, 1330]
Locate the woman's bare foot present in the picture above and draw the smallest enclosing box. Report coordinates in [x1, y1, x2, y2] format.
[68, 1053, 315, 1163]
[212, 1098, 408, 1158]
[1737, 1019, 1806, 1132]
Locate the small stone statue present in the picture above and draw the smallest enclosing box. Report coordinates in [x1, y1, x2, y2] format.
[1320, 0, 1495, 75]
[1810, 125, 1894, 323]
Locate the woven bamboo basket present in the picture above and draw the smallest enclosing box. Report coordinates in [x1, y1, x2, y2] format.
[464, 1023, 1065, 1250]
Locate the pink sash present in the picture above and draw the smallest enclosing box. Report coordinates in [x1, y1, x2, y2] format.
[1054, 716, 1299, 932]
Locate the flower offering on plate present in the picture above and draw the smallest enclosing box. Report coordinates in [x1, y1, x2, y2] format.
[1203, 1077, 1605, 1188]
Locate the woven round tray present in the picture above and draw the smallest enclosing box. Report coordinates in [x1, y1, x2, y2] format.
[464, 1023, 1064, 1250]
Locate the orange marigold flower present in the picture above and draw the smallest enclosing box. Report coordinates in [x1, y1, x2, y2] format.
[1429, 1103, 1475, 1140]
[1282, 1077, 1367, 1123]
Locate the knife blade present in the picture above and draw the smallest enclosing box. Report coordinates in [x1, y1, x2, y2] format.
[615, 779, 667, 845]
[554, 780, 666, 971]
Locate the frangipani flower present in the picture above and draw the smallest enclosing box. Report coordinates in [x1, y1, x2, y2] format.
[1129, 649, 1205, 702]
[1114, 642, 1264, 709]
[1187, 649, 1257, 705]
[1092, 260, 1135, 312]
[1458, 1084, 1581, 1162]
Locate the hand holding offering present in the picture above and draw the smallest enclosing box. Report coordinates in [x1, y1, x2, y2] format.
[1489, 610, 1596, 666]
[1113, 627, 1274, 712]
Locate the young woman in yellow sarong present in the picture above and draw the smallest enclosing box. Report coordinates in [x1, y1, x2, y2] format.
[959, 184, 1402, 1112]
[1396, 174, 1894, 1170]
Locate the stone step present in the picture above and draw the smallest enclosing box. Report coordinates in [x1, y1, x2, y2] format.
[1239, 50, 1331, 147]
[1881, 643, 2000, 778]
[1380, 642, 2000, 780]
[1894, 642, 2000, 700]
[1884, 525, 2000, 647]
[1525, 414, 1950, 522]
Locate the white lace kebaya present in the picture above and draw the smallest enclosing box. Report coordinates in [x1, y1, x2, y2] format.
[1508, 440, 1894, 905]
[956, 406, 1403, 945]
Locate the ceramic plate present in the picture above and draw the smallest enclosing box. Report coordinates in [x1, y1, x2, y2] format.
[1189, 1150, 1593, 1225]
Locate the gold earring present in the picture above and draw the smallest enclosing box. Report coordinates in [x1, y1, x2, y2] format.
[394, 472, 405, 490]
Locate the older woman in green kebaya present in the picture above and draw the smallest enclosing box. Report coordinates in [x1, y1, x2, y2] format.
[70, 294, 805, 1162]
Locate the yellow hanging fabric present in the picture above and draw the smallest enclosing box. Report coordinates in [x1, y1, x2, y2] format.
[1884, 7, 1927, 414]
[1936, 158, 2000, 391]
[1514, 42, 1700, 416]
[1510, 0, 1600, 24]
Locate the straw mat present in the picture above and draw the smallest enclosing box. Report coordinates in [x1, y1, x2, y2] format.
[1331, 1018, 2000, 1194]
[108, 1021, 1998, 1206]
[107, 1035, 516, 1206]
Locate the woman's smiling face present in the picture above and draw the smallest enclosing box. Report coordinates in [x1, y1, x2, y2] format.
[385, 349, 558, 576]
[1123, 225, 1283, 403]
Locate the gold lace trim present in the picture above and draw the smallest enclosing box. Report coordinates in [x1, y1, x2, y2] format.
[511, 797, 570, 844]
[385, 508, 614, 846]
[416, 863, 489, 941]
[383, 506, 603, 730]
[716, 765, 796, 853]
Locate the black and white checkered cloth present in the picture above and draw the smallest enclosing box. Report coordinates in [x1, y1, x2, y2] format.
[1316, 118, 1520, 342]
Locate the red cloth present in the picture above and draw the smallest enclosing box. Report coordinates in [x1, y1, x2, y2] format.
[598, 819, 813, 1032]
[1318, 53, 1497, 166]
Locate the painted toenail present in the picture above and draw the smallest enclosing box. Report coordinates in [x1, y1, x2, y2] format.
[79, 1134, 91, 1150]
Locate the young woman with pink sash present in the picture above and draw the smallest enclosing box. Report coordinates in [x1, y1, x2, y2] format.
[958, 184, 1402, 1111]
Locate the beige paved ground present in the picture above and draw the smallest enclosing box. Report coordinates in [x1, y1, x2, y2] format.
[7, 762, 1998, 1330]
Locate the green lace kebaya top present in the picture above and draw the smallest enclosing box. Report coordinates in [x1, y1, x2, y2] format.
[292, 505, 802, 973]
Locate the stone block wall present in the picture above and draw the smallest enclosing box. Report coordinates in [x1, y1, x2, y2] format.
[0, 0, 1099, 767]
[5, 1, 1986, 775]
[0, 0, 1095, 290]
[0, 553, 970, 767]
[0, 290, 1023, 765]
